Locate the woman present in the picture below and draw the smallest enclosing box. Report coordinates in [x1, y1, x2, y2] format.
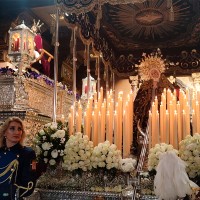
[0, 117, 37, 200]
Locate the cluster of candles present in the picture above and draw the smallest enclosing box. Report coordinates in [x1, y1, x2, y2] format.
[68, 88, 134, 158]
[149, 88, 200, 149]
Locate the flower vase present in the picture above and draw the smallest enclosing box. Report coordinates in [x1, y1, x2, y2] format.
[122, 173, 134, 198]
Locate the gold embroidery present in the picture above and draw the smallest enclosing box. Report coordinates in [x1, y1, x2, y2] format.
[14, 181, 34, 197]
[0, 159, 19, 184]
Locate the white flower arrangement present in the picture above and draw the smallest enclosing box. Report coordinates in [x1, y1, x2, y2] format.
[179, 133, 200, 179]
[119, 158, 137, 173]
[148, 143, 178, 171]
[34, 121, 69, 166]
[91, 141, 122, 170]
[62, 132, 94, 171]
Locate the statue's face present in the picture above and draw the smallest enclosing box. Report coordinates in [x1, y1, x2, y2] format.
[31, 25, 37, 33]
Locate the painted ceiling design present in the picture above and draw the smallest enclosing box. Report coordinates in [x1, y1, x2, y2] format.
[64, 0, 200, 76]
[101, 0, 200, 51]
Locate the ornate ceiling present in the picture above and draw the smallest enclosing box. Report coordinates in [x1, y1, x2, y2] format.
[1, 0, 200, 78]
[102, 0, 199, 51]
[57, 0, 200, 50]
[60, 0, 200, 76]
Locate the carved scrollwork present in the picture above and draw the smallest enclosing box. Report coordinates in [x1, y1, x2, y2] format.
[180, 49, 200, 69]
[111, 54, 137, 74]
[0, 77, 15, 109]
[0, 86, 14, 108]
[24, 113, 51, 146]
[14, 77, 29, 109]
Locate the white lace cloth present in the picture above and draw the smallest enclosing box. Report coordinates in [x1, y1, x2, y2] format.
[154, 151, 199, 200]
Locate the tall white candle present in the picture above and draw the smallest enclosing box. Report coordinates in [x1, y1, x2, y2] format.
[156, 111, 160, 144]
[68, 113, 73, 136]
[167, 89, 171, 110]
[84, 112, 87, 135]
[106, 111, 110, 142]
[169, 101, 174, 145]
[114, 110, 118, 146]
[182, 110, 186, 139]
[98, 111, 102, 143]
[151, 102, 156, 147]
[174, 110, 178, 149]
[93, 106, 98, 146]
[123, 110, 128, 158]
[160, 102, 164, 142]
[118, 95, 123, 151]
[77, 105, 82, 132]
[148, 111, 152, 149]
[177, 102, 182, 143]
[75, 112, 79, 132]
[166, 110, 169, 144]
[109, 99, 114, 143]
[101, 103, 106, 143]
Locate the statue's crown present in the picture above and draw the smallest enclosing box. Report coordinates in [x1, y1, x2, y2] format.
[31, 19, 44, 33]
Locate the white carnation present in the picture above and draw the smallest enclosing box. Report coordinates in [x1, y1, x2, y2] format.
[179, 133, 200, 178]
[63, 132, 93, 171]
[42, 142, 52, 150]
[60, 138, 66, 144]
[119, 158, 137, 172]
[49, 159, 56, 165]
[55, 130, 65, 138]
[51, 149, 58, 158]
[43, 151, 48, 157]
[91, 141, 121, 170]
[39, 129, 45, 135]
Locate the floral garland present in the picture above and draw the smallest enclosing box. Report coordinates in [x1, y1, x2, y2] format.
[179, 133, 200, 179]
[62, 132, 94, 171]
[148, 143, 178, 171]
[91, 141, 122, 170]
[34, 121, 69, 166]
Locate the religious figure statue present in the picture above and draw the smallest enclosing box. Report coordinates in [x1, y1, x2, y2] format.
[30, 20, 54, 76]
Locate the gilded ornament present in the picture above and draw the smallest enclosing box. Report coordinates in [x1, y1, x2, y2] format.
[138, 52, 165, 82]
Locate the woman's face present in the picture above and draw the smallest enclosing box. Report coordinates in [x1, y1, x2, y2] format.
[4, 121, 23, 147]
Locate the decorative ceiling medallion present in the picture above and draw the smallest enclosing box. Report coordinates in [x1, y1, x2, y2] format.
[135, 9, 164, 26]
